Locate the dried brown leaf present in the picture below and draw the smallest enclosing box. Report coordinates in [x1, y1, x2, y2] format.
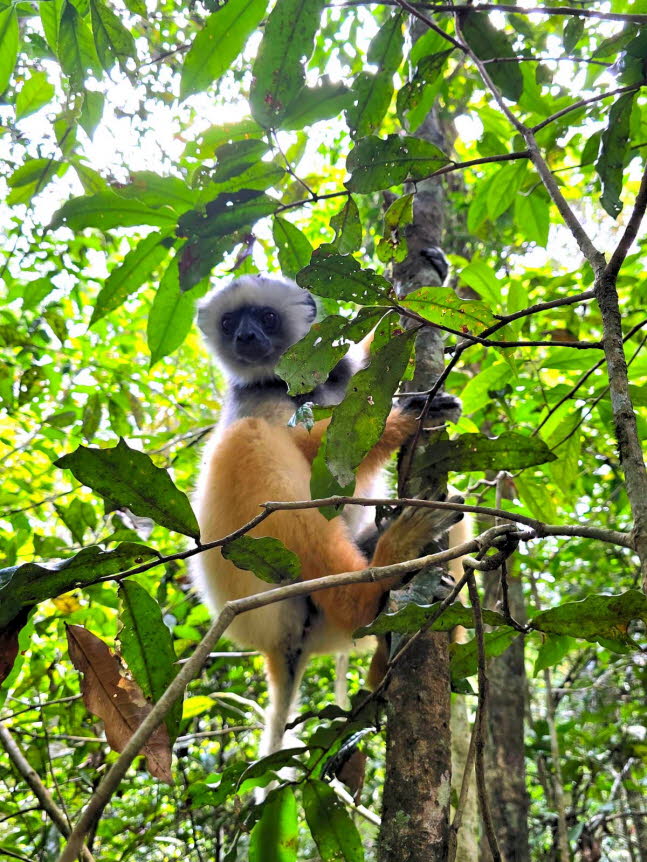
[66, 624, 172, 783]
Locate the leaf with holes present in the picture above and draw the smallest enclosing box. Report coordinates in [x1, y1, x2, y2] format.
[400, 286, 496, 334]
[55, 439, 200, 538]
[345, 134, 449, 193]
[297, 249, 393, 304]
[530, 591, 647, 647]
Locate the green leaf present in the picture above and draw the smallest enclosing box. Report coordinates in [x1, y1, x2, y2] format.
[296, 249, 392, 304]
[273, 217, 313, 279]
[178, 232, 244, 292]
[459, 11, 523, 102]
[148, 257, 202, 365]
[15, 71, 55, 119]
[596, 91, 636, 218]
[180, 0, 266, 99]
[249, 787, 299, 862]
[0, 544, 159, 632]
[212, 139, 269, 182]
[222, 536, 301, 583]
[515, 474, 557, 523]
[450, 627, 519, 680]
[530, 591, 647, 646]
[90, 231, 173, 326]
[7, 159, 67, 205]
[177, 189, 277, 239]
[57, 0, 101, 89]
[250, 0, 326, 127]
[357, 602, 507, 637]
[326, 322, 415, 485]
[563, 16, 584, 54]
[277, 308, 381, 395]
[396, 50, 452, 131]
[79, 88, 105, 139]
[329, 197, 362, 254]
[114, 172, 199, 213]
[486, 160, 527, 220]
[82, 392, 103, 442]
[0, 7, 19, 94]
[457, 258, 502, 305]
[118, 581, 181, 742]
[411, 431, 557, 480]
[51, 191, 178, 231]
[55, 439, 200, 539]
[302, 780, 364, 862]
[400, 286, 496, 334]
[310, 433, 355, 520]
[367, 11, 404, 73]
[345, 134, 449, 193]
[54, 498, 96, 544]
[90, 0, 137, 72]
[460, 362, 510, 414]
[533, 634, 578, 676]
[377, 192, 413, 263]
[282, 80, 351, 130]
[346, 72, 393, 139]
[514, 190, 550, 247]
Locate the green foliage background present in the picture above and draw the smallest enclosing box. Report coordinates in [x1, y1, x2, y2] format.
[0, 0, 646, 858]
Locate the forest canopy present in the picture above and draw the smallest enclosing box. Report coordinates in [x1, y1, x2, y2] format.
[0, 0, 646, 860]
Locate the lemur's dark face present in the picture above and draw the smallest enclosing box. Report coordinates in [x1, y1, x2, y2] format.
[220, 304, 284, 364]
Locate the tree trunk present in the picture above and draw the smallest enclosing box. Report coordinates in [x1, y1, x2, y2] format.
[480, 570, 531, 861]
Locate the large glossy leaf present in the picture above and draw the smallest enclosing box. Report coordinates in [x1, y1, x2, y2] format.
[222, 536, 301, 583]
[282, 81, 351, 130]
[346, 72, 393, 139]
[596, 92, 635, 218]
[345, 134, 450, 193]
[90, 0, 137, 72]
[177, 189, 276, 238]
[530, 591, 647, 645]
[90, 231, 174, 326]
[273, 217, 313, 279]
[50, 190, 178, 231]
[249, 787, 299, 862]
[400, 285, 496, 334]
[118, 581, 181, 742]
[326, 322, 415, 485]
[411, 431, 557, 479]
[57, 0, 102, 89]
[302, 780, 364, 862]
[180, 0, 266, 99]
[296, 249, 393, 304]
[329, 196, 362, 254]
[15, 71, 55, 119]
[250, 0, 326, 128]
[55, 439, 200, 538]
[148, 259, 204, 365]
[0, 544, 159, 632]
[113, 172, 200, 213]
[459, 11, 523, 102]
[276, 308, 381, 395]
[0, 7, 19, 93]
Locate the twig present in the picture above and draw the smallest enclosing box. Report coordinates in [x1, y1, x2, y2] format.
[55, 529, 507, 862]
[393, 0, 466, 50]
[0, 721, 95, 862]
[448, 710, 478, 861]
[466, 570, 502, 862]
[417, 2, 647, 23]
[607, 163, 647, 280]
[533, 319, 647, 436]
[532, 81, 646, 134]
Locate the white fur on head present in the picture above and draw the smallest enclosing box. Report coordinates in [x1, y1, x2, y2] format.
[197, 274, 317, 383]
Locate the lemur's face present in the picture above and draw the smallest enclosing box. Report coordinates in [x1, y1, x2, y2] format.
[219, 304, 285, 365]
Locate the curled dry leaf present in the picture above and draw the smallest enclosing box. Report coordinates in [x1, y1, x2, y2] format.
[66, 623, 172, 784]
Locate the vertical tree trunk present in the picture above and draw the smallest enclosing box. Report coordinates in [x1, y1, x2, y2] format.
[480, 570, 530, 861]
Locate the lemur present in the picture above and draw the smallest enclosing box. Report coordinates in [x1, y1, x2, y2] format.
[192, 274, 464, 755]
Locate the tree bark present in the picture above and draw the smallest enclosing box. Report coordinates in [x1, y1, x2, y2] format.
[480, 570, 530, 861]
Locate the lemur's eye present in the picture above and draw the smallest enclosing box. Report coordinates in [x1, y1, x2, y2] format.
[262, 311, 278, 331]
[221, 314, 233, 333]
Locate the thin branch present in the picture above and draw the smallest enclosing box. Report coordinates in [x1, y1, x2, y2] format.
[418, 3, 647, 23]
[533, 319, 647, 436]
[453, 11, 606, 272]
[490, 290, 595, 329]
[56, 534, 498, 862]
[532, 81, 646, 134]
[0, 721, 95, 862]
[393, 0, 466, 50]
[448, 713, 478, 862]
[607, 162, 647, 280]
